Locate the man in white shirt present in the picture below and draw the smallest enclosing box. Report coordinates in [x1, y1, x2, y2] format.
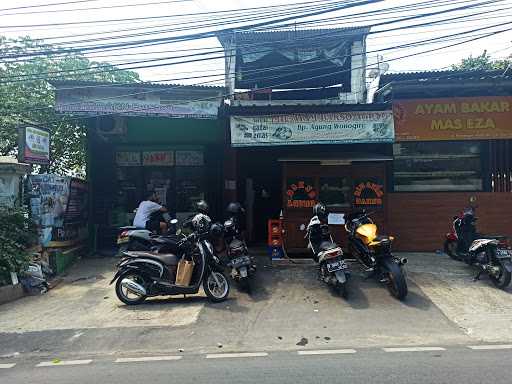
[133, 191, 168, 233]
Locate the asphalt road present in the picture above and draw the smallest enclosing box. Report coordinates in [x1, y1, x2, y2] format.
[2, 348, 511, 384]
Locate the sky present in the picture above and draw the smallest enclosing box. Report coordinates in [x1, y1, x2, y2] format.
[1, 0, 511, 85]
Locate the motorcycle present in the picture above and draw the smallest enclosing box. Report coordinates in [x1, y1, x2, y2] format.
[116, 212, 177, 255]
[444, 204, 512, 289]
[110, 213, 230, 305]
[345, 210, 408, 300]
[222, 211, 256, 292]
[302, 215, 350, 298]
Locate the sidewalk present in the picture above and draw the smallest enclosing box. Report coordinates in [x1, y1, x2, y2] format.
[404, 252, 512, 343]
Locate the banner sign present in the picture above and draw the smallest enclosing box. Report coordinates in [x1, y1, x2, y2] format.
[55, 91, 220, 119]
[142, 151, 174, 166]
[28, 175, 88, 247]
[230, 111, 394, 147]
[393, 96, 512, 141]
[353, 178, 384, 208]
[19, 126, 50, 165]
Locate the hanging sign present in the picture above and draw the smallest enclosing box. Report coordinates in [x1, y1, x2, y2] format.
[286, 178, 317, 208]
[142, 151, 174, 166]
[18, 126, 50, 165]
[353, 178, 384, 208]
[115, 151, 141, 166]
[230, 111, 394, 147]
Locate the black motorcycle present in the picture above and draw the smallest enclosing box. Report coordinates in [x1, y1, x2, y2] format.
[111, 213, 230, 305]
[444, 206, 512, 289]
[345, 210, 408, 300]
[303, 214, 350, 298]
[222, 210, 256, 292]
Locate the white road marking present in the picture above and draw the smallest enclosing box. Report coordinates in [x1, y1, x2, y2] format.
[0, 363, 16, 369]
[383, 347, 445, 352]
[115, 356, 182, 363]
[36, 360, 92, 367]
[205, 352, 268, 359]
[468, 345, 512, 350]
[298, 349, 357, 356]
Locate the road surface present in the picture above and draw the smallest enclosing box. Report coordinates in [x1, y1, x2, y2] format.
[2, 347, 511, 384]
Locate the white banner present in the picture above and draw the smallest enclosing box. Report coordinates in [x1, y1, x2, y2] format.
[230, 111, 394, 146]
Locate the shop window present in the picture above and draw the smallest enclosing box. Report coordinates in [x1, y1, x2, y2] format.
[318, 177, 352, 208]
[393, 142, 482, 192]
[175, 166, 205, 213]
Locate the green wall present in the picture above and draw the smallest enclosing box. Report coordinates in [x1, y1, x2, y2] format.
[113, 116, 224, 144]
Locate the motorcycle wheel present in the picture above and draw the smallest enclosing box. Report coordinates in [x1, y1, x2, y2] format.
[382, 259, 408, 301]
[204, 271, 230, 303]
[444, 240, 459, 260]
[115, 271, 148, 305]
[489, 260, 512, 289]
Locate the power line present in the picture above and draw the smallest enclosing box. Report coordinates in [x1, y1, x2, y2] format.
[0, 0, 192, 16]
[0, 0, 378, 60]
[1, 1, 507, 82]
[3, 23, 510, 117]
[0, 0, 100, 12]
[14, 25, 512, 128]
[0, 0, 355, 28]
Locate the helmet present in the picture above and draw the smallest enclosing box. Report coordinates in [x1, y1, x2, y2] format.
[195, 200, 209, 214]
[313, 202, 327, 219]
[226, 202, 245, 215]
[191, 213, 211, 233]
[210, 222, 224, 238]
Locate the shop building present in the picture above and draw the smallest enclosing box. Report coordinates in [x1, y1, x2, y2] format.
[375, 70, 512, 251]
[218, 28, 396, 251]
[52, 81, 225, 250]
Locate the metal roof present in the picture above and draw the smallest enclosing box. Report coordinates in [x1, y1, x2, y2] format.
[50, 80, 224, 91]
[217, 27, 370, 47]
[379, 69, 510, 85]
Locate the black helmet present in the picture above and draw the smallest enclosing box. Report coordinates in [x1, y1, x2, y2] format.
[210, 222, 224, 238]
[195, 200, 209, 214]
[313, 202, 327, 218]
[226, 202, 245, 215]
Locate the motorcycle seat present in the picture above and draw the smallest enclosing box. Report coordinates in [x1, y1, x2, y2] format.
[145, 253, 180, 266]
[124, 251, 180, 266]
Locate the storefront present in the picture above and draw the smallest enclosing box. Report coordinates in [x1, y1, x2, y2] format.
[53, 81, 225, 251]
[226, 104, 394, 252]
[377, 71, 512, 251]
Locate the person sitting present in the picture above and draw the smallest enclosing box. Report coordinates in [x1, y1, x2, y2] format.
[133, 191, 168, 234]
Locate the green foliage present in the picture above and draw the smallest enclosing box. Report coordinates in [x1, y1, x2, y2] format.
[451, 50, 511, 71]
[0, 36, 140, 176]
[0, 206, 38, 285]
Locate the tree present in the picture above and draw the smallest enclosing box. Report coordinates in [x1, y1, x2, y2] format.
[0, 36, 140, 176]
[451, 50, 511, 71]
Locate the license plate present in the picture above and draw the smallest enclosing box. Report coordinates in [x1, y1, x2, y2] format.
[497, 249, 512, 258]
[232, 256, 251, 267]
[117, 237, 129, 244]
[327, 260, 346, 273]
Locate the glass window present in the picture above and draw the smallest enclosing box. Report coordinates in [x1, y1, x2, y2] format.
[393, 141, 482, 192]
[319, 177, 352, 208]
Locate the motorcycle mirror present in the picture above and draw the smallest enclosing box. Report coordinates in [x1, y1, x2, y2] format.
[299, 224, 306, 231]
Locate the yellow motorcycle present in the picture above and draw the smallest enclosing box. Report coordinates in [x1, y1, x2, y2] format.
[345, 210, 408, 300]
